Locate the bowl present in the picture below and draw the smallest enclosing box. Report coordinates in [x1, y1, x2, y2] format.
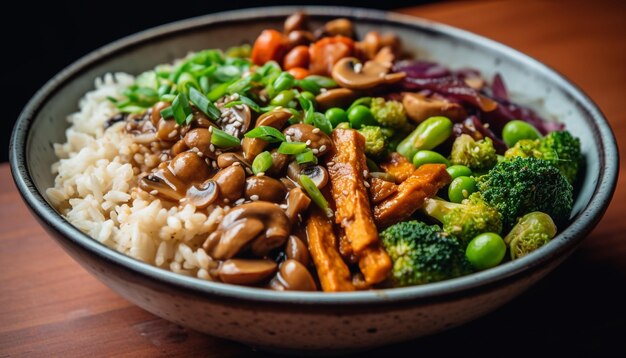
[9, 6, 619, 354]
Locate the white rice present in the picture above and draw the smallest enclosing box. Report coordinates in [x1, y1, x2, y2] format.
[46, 73, 223, 280]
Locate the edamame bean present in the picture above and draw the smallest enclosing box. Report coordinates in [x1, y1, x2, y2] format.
[270, 90, 295, 107]
[325, 107, 348, 127]
[466, 232, 506, 270]
[396, 116, 453, 160]
[502, 120, 541, 147]
[446, 165, 472, 180]
[448, 176, 477, 203]
[348, 105, 377, 129]
[412, 150, 450, 168]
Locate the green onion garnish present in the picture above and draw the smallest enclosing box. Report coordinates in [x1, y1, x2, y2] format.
[278, 141, 307, 155]
[160, 106, 174, 119]
[252, 151, 273, 175]
[272, 72, 295, 94]
[211, 128, 241, 148]
[244, 126, 286, 143]
[177, 72, 199, 94]
[299, 174, 328, 212]
[225, 95, 261, 112]
[296, 149, 318, 165]
[304, 75, 337, 88]
[312, 112, 333, 135]
[160, 94, 176, 102]
[295, 79, 321, 94]
[189, 87, 221, 120]
[299, 96, 315, 125]
[170, 92, 192, 125]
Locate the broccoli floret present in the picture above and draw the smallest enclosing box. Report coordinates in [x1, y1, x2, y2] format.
[450, 134, 498, 171]
[478, 157, 573, 230]
[504, 212, 557, 259]
[380, 221, 472, 287]
[370, 97, 411, 130]
[357, 125, 386, 156]
[505, 131, 581, 184]
[422, 193, 502, 246]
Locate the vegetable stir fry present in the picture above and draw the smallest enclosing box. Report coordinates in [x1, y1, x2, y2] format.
[109, 12, 581, 291]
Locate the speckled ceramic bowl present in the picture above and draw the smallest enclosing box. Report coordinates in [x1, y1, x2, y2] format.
[10, 6, 618, 354]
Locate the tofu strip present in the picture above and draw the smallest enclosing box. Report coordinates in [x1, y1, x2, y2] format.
[374, 164, 452, 228]
[327, 129, 391, 285]
[306, 209, 356, 292]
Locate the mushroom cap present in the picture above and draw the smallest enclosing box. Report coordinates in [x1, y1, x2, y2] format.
[331, 57, 406, 90]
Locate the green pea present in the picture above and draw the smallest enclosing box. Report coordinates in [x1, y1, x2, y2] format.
[466, 233, 506, 270]
[348, 105, 377, 129]
[446, 165, 472, 180]
[448, 176, 477, 203]
[325, 107, 348, 127]
[396, 116, 453, 160]
[270, 90, 295, 107]
[502, 120, 541, 147]
[299, 91, 316, 103]
[412, 150, 450, 168]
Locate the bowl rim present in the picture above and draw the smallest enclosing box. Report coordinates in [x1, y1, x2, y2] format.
[9, 6, 619, 305]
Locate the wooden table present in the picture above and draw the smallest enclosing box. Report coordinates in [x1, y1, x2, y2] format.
[2, 1, 624, 356]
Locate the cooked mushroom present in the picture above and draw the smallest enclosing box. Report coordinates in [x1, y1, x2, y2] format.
[283, 123, 332, 155]
[285, 235, 310, 266]
[331, 57, 406, 90]
[359, 31, 401, 60]
[150, 101, 170, 126]
[301, 165, 329, 188]
[217, 152, 251, 169]
[284, 187, 311, 224]
[184, 128, 216, 159]
[266, 149, 290, 177]
[212, 165, 246, 202]
[139, 169, 185, 201]
[155, 118, 179, 141]
[242, 108, 292, 161]
[315, 88, 358, 111]
[284, 11, 308, 34]
[170, 139, 188, 157]
[287, 30, 315, 47]
[322, 18, 354, 38]
[245, 176, 287, 202]
[219, 104, 251, 138]
[402, 93, 467, 123]
[218, 259, 277, 285]
[186, 179, 219, 209]
[272, 259, 317, 291]
[203, 202, 291, 259]
[168, 152, 210, 183]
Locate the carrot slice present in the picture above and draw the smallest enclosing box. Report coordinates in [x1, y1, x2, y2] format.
[309, 36, 355, 76]
[287, 67, 310, 80]
[306, 209, 356, 292]
[251, 29, 289, 66]
[374, 164, 452, 228]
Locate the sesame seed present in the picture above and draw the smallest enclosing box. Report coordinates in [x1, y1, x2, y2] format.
[149, 190, 158, 195]
[483, 123, 490, 128]
[167, 130, 177, 138]
[235, 198, 245, 205]
[215, 150, 223, 155]
[209, 144, 215, 152]
[223, 205, 231, 211]
[232, 162, 241, 166]
[223, 198, 230, 203]
[305, 139, 312, 146]
[245, 167, 253, 175]
[231, 93, 240, 100]
[364, 181, 370, 188]
[197, 152, 204, 158]
[312, 148, 319, 154]
[233, 122, 242, 128]
[256, 172, 265, 177]
[250, 195, 260, 201]
[179, 197, 187, 203]
[326, 161, 335, 166]
[363, 170, 369, 178]
[312, 128, 320, 134]
[208, 127, 213, 133]
[319, 145, 327, 152]
[235, 104, 244, 110]
[342, 190, 349, 196]
[212, 161, 217, 168]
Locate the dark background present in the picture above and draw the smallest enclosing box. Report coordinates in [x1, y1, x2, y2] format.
[3, 0, 433, 162]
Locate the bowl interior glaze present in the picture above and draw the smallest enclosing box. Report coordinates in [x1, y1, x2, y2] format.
[10, 7, 618, 305]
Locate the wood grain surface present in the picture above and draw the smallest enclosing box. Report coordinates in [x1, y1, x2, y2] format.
[1, 1, 624, 356]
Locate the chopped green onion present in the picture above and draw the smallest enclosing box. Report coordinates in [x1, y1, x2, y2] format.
[160, 94, 176, 102]
[171, 92, 192, 125]
[304, 75, 337, 88]
[207, 81, 234, 101]
[106, 96, 118, 104]
[312, 112, 333, 135]
[211, 128, 241, 148]
[299, 174, 328, 212]
[184, 113, 194, 125]
[298, 96, 315, 125]
[225, 95, 261, 112]
[199, 76, 210, 94]
[157, 84, 171, 97]
[296, 149, 318, 165]
[295, 79, 321, 94]
[227, 73, 260, 94]
[244, 126, 286, 143]
[272, 72, 296, 94]
[252, 151, 273, 175]
[278, 141, 307, 155]
[177, 72, 199, 94]
[189, 87, 221, 120]
[366, 157, 381, 172]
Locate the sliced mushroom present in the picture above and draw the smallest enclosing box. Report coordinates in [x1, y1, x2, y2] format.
[274, 259, 317, 291]
[301, 165, 329, 189]
[331, 57, 405, 90]
[218, 259, 277, 285]
[245, 176, 287, 203]
[212, 165, 246, 202]
[220, 104, 251, 138]
[323, 18, 354, 38]
[170, 139, 188, 157]
[359, 31, 401, 60]
[184, 128, 216, 159]
[217, 152, 250, 169]
[280, 177, 298, 191]
[139, 170, 185, 201]
[204, 218, 265, 260]
[203, 202, 291, 259]
[283, 124, 332, 156]
[168, 152, 210, 184]
[402, 93, 467, 123]
[242, 108, 292, 161]
[186, 179, 219, 209]
[315, 88, 357, 111]
[284, 187, 311, 225]
[284, 11, 308, 34]
[285, 235, 310, 266]
[266, 149, 290, 177]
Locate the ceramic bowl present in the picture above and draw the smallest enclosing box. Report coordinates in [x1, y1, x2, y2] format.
[9, 6, 618, 354]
